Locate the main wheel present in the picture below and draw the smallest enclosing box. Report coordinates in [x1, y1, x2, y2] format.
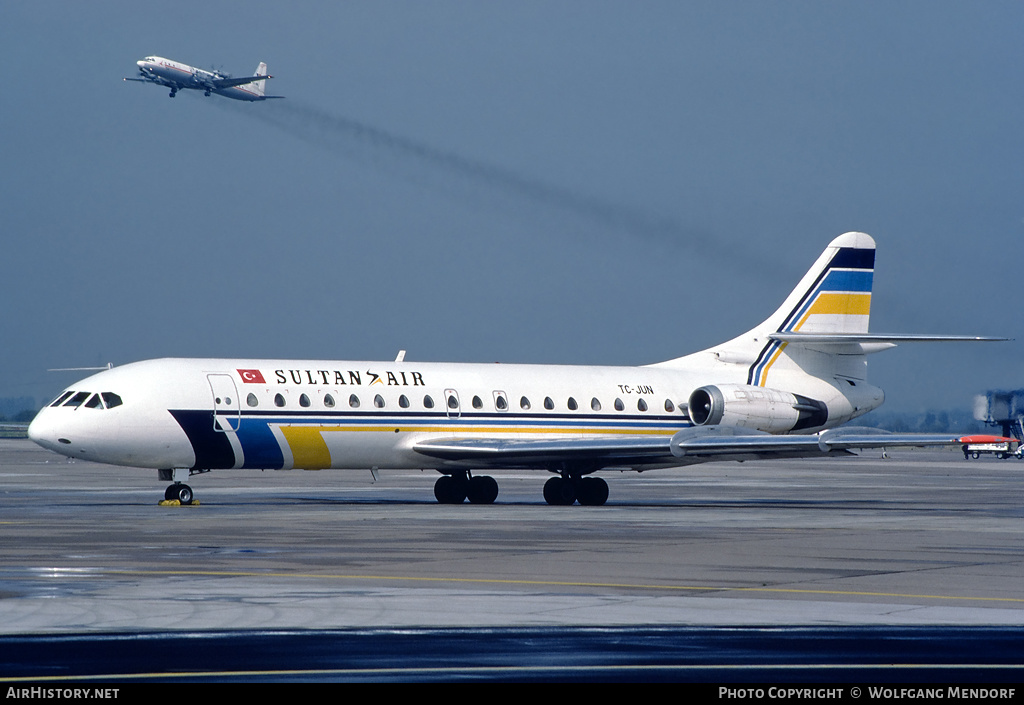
[543, 476, 576, 506]
[434, 475, 467, 504]
[577, 477, 609, 506]
[466, 475, 499, 504]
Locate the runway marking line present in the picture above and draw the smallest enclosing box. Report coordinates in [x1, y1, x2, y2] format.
[102, 568, 1024, 604]
[3, 662, 1024, 683]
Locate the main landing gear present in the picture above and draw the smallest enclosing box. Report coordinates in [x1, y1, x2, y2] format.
[433, 471, 499, 504]
[543, 475, 609, 506]
[432, 471, 609, 506]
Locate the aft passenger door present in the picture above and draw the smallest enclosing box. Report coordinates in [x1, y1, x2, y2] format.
[208, 374, 241, 432]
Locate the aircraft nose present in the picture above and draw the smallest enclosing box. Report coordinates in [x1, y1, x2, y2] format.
[27, 409, 67, 452]
[27, 410, 50, 446]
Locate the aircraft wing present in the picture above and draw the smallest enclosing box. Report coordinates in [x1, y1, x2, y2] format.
[414, 436, 674, 468]
[669, 427, 964, 458]
[413, 426, 971, 470]
[211, 74, 272, 89]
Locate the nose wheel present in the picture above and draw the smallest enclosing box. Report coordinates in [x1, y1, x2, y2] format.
[164, 483, 193, 505]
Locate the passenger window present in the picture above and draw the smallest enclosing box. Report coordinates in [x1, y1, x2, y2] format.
[520, 396, 531, 410]
[544, 397, 554, 410]
[614, 398, 624, 411]
[100, 392, 122, 409]
[299, 394, 311, 408]
[591, 397, 601, 411]
[349, 394, 360, 408]
[664, 399, 675, 412]
[638, 398, 648, 412]
[494, 394, 507, 411]
[447, 394, 459, 409]
[399, 395, 410, 408]
[274, 393, 286, 407]
[472, 395, 483, 409]
[374, 394, 385, 408]
[323, 394, 335, 408]
[423, 395, 434, 409]
[567, 397, 578, 411]
[246, 393, 259, 407]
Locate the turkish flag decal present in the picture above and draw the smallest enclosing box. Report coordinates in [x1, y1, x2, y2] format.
[238, 369, 266, 384]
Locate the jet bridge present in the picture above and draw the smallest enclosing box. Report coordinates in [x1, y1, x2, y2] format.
[973, 389, 1024, 440]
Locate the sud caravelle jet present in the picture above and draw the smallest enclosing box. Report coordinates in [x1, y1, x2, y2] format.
[124, 56, 283, 101]
[28, 233, 1003, 506]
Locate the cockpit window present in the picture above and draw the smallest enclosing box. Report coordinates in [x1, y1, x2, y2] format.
[53, 391, 122, 409]
[50, 391, 75, 407]
[63, 391, 91, 408]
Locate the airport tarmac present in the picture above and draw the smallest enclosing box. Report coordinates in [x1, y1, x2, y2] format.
[1, 438, 1022, 633]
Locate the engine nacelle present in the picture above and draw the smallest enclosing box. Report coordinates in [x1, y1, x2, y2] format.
[687, 384, 828, 433]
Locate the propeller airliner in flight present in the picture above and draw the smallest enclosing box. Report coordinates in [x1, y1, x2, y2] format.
[124, 56, 282, 101]
[28, 233, 1003, 506]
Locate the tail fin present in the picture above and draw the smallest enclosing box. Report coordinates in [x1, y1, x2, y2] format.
[252, 62, 268, 97]
[743, 232, 874, 386]
[759, 231, 875, 337]
[654, 232, 876, 384]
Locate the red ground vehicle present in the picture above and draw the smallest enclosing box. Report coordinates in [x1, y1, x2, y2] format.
[960, 435, 1021, 460]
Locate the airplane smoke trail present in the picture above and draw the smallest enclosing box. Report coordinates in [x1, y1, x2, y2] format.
[224, 99, 767, 269]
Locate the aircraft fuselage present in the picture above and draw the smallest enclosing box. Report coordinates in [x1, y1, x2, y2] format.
[131, 56, 272, 101]
[27, 354, 873, 474]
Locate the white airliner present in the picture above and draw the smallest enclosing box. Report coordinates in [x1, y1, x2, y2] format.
[124, 56, 282, 101]
[28, 233, 1001, 506]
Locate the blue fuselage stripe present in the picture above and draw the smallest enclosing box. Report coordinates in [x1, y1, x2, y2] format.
[181, 409, 692, 470]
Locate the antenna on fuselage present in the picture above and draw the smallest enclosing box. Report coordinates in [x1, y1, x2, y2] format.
[47, 363, 114, 372]
[395, 350, 406, 362]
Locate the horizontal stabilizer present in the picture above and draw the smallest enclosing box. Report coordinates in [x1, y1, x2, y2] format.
[770, 333, 1007, 344]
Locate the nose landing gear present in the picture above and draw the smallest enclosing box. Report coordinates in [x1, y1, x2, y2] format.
[158, 468, 205, 505]
[163, 483, 193, 505]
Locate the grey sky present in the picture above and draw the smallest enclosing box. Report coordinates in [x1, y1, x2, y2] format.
[1, 1, 1021, 412]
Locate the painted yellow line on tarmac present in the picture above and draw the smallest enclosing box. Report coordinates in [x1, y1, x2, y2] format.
[102, 568, 1024, 604]
[3, 662, 1022, 683]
